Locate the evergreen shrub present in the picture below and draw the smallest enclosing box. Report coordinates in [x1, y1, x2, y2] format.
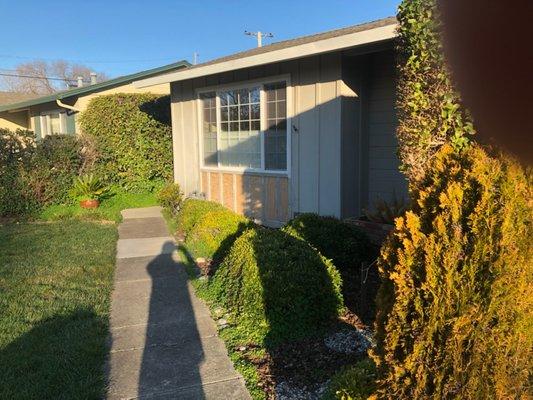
[175, 198, 224, 237]
[157, 183, 183, 216]
[372, 144, 532, 399]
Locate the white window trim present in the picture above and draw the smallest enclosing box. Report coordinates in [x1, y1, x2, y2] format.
[39, 110, 66, 136]
[196, 74, 292, 177]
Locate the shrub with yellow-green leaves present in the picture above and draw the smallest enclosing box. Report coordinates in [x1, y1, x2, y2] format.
[372, 144, 532, 399]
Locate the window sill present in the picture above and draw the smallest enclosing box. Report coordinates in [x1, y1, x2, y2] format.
[200, 166, 288, 177]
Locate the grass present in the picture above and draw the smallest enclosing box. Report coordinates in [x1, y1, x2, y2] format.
[0, 220, 117, 400]
[39, 187, 158, 222]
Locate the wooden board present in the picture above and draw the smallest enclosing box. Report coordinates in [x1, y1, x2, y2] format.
[222, 173, 234, 210]
[209, 172, 221, 203]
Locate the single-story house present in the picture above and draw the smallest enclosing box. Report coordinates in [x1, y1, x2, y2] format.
[134, 17, 407, 226]
[0, 60, 190, 137]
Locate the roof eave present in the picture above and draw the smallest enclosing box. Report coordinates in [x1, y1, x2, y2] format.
[134, 23, 397, 88]
[0, 60, 191, 113]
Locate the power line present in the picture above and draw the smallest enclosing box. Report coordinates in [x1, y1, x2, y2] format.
[0, 72, 75, 82]
[0, 54, 182, 64]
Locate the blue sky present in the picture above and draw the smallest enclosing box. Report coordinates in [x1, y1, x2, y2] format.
[0, 0, 399, 78]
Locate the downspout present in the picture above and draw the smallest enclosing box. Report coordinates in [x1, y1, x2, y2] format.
[56, 99, 80, 112]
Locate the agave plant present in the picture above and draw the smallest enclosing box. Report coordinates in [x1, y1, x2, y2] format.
[363, 192, 410, 225]
[69, 174, 109, 200]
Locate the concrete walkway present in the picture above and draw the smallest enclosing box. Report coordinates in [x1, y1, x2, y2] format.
[107, 206, 250, 400]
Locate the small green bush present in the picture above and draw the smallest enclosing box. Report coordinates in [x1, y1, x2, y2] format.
[206, 227, 343, 345]
[322, 358, 377, 400]
[283, 213, 378, 321]
[69, 174, 109, 201]
[185, 207, 252, 263]
[372, 144, 532, 398]
[79, 93, 172, 190]
[176, 198, 224, 237]
[157, 183, 183, 216]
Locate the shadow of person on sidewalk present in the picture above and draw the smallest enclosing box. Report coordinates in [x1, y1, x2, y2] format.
[138, 241, 206, 399]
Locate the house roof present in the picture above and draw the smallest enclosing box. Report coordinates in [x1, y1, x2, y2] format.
[0, 60, 191, 113]
[0, 91, 41, 106]
[134, 17, 397, 88]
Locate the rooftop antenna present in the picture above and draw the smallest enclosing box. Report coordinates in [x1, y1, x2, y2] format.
[244, 31, 273, 47]
[193, 52, 199, 65]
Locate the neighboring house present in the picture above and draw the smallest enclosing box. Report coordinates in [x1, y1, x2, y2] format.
[134, 17, 407, 226]
[0, 60, 190, 137]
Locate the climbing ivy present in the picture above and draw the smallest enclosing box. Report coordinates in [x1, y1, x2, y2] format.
[396, 0, 475, 183]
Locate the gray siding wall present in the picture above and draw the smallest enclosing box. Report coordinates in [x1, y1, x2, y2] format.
[170, 53, 344, 218]
[364, 51, 408, 208]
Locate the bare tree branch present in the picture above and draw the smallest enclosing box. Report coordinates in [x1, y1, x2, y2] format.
[1, 60, 109, 94]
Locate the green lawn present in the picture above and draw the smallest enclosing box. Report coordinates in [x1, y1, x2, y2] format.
[0, 220, 117, 399]
[39, 188, 158, 222]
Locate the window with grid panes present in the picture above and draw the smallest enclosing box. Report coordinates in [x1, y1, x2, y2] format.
[200, 81, 287, 171]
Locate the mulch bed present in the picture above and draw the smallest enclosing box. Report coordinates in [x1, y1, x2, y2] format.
[240, 311, 369, 399]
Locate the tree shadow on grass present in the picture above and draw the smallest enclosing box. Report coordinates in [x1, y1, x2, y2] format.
[0, 308, 109, 400]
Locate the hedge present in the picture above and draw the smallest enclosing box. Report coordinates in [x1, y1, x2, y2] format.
[206, 227, 343, 345]
[372, 144, 532, 398]
[79, 93, 172, 190]
[396, 0, 474, 183]
[282, 213, 378, 321]
[0, 130, 83, 217]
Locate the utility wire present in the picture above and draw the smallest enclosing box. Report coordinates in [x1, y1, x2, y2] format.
[0, 72, 75, 82]
[0, 54, 181, 64]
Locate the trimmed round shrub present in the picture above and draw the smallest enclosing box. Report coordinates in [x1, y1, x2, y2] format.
[185, 208, 252, 264]
[157, 183, 183, 216]
[282, 213, 378, 322]
[372, 144, 532, 399]
[176, 198, 224, 237]
[322, 358, 377, 400]
[282, 213, 374, 270]
[207, 227, 344, 345]
[79, 93, 172, 190]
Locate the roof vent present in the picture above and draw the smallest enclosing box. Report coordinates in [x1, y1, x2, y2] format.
[90, 72, 97, 85]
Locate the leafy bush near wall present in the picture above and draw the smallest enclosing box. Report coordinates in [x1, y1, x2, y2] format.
[185, 208, 252, 264]
[283, 213, 378, 321]
[205, 227, 343, 345]
[372, 144, 532, 399]
[79, 93, 173, 190]
[175, 198, 225, 237]
[0, 130, 83, 217]
[396, 0, 475, 183]
[157, 183, 183, 216]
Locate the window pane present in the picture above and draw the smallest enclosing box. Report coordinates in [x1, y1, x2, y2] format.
[264, 82, 287, 170]
[49, 114, 61, 134]
[201, 92, 217, 166]
[250, 87, 260, 103]
[217, 86, 261, 169]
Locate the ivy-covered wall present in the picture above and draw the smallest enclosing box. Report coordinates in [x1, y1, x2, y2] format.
[396, 0, 474, 183]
